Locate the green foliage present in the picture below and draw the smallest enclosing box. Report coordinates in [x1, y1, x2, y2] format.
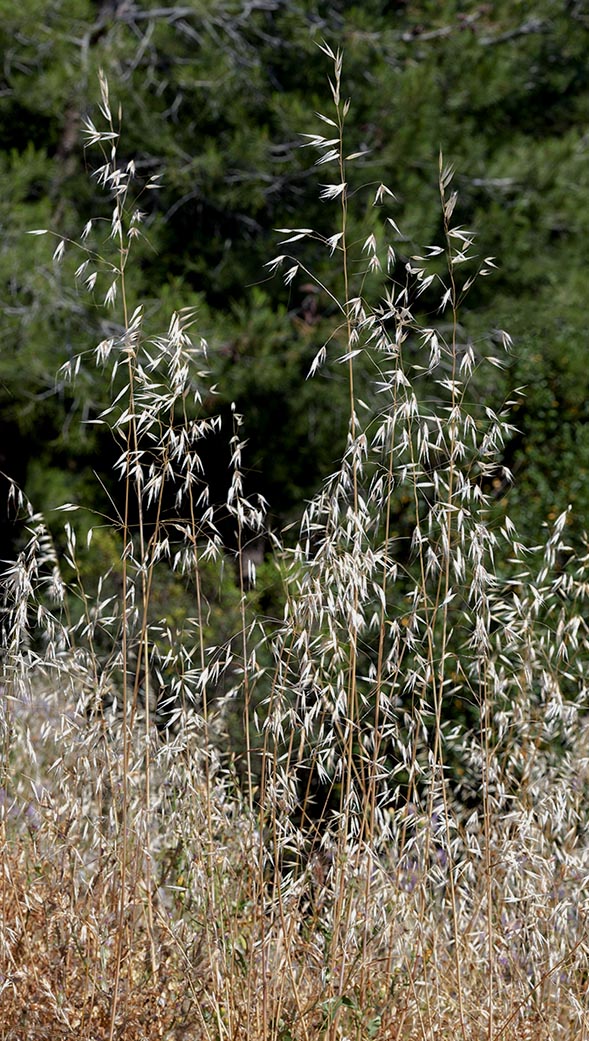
[3, 0, 589, 555]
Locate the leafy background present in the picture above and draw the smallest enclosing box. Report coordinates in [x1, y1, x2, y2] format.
[2, 0, 588, 552]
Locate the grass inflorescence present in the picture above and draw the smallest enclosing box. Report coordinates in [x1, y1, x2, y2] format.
[2, 49, 589, 1041]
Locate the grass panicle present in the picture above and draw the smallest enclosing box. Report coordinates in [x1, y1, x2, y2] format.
[2, 51, 589, 1041]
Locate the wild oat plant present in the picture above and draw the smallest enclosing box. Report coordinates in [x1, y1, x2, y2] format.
[2, 49, 589, 1041]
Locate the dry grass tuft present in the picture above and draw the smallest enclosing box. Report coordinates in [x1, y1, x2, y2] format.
[2, 50, 589, 1041]
[1, 841, 183, 1040]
